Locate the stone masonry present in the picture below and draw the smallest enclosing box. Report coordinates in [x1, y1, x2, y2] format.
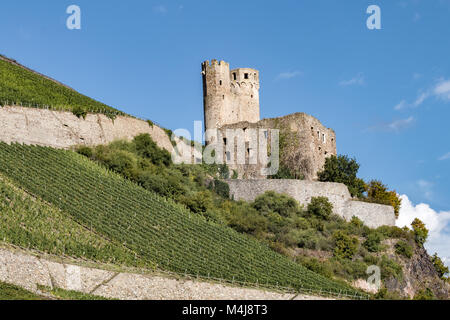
[226, 179, 395, 228]
[0, 246, 330, 300]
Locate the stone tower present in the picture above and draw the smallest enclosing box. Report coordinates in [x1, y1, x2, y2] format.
[202, 59, 260, 140]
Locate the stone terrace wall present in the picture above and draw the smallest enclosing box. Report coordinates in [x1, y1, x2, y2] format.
[226, 179, 395, 228]
[0, 106, 174, 151]
[0, 247, 328, 300]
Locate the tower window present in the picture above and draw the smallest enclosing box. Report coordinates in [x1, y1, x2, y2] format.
[322, 134, 326, 143]
[251, 95, 253, 98]
[223, 95, 225, 100]
[226, 152, 231, 161]
[223, 138, 227, 145]
[244, 73, 249, 79]
[219, 80, 222, 85]
[233, 73, 237, 80]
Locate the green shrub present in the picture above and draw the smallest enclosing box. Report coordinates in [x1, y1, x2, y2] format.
[76, 146, 93, 158]
[377, 225, 412, 240]
[209, 179, 230, 199]
[363, 232, 383, 253]
[231, 170, 238, 179]
[137, 172, 185, 198]
[395, 240, 414, 258]
[413, 288, 436, 300]
[307, 197, 333, 220]
[179, 191, 213, 214]
[218, 164, 230, 179]
[380, 255, 403, 280]
[252, 191, 301, 218]
[431, 253, 449, 279]
[297, 256, 334, 278]
[333, 230, 359, 259]
[133, 134, 171, 167]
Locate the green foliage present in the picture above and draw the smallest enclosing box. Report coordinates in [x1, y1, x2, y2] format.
[231, 170, 238, 179]
[209, 179, 230, 199]
[411, 218, 429, 246]
[0, 174, 140, 267]
[133, 134, 172, 167]
[380, 255, 403, 280]
[363, 232, 383, 253]
[218, 164, 230, 179]
[252, 191, 302, 218]
[366, 180, 401, 217]
[317, 155, 366, 198]
[333, 231, 359, 259]
[413, 288, 436, 300]
[376, 225, 413, 240]
[0, 143, 364, 297]
[431, 253, 449, 279]
[269, 164, 302, 180]
[0, 58, 123, 117]
[395, 240, 414, 258]
[307, 197, 333, 220]
[0, 281, 44, 300]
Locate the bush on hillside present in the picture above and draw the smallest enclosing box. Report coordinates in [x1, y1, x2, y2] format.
[363, 231, 383, 253]
[333, 230, 359, 259]
[366, 180, 401, 217]
[252, 191, 302, 218]
[395, 240, 414, 258]
[306, 197, 333, 220]
[431, 253, 449, 279]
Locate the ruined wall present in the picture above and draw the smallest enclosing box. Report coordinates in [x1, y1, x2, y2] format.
[226, 179, 395, 228]
[0, 106, 175, 151]
[0, 246, 328, 300]
[219, 113, 337, 180]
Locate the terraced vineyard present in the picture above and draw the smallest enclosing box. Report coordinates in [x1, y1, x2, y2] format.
[0, 56, 124, 118]
[0, 143, 367, 299]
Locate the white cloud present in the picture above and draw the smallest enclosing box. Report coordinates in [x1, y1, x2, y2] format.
[387, 116, 415, 131]
[413, 92, 428, 107]
[434, 79, 450, 101]
[367, 116, 415, 132]
[396, 195, 450, 267]
[339, 73, 365, 86]
[394, 100, 408, 110]
[275, 71, 302, 81]
[438, 152, 450, 161]
[153, 5, 168, 14]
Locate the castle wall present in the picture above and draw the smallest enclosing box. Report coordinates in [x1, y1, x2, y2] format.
[219, 113, 337, 181]
[0, 106, 175, 151]
[226, 179, 395, 228]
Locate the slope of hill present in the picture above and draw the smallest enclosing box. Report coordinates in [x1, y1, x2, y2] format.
[0, 142, 366, 299]
[0, 55, 124, 118]
[0, 173, 143, 267]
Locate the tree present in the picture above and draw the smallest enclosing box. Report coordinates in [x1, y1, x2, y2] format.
[431, 253, 449, 279]
[411, 218, 428, 246]
[367, 180, 402, 217]
[317, 155, 366, 198]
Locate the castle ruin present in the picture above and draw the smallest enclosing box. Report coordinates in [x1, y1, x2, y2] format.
[202, 59, 336, 180]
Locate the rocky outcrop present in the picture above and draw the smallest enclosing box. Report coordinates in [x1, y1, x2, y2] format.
[385, 246, 449, 299]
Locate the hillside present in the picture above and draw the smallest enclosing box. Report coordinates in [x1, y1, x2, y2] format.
[0, 55, 124, 118]
[0, 142, 366, 299]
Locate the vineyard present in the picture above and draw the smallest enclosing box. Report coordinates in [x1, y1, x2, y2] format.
[0, 173, 144, 267]
[0, 143, 367, 299]
[0, 57, 124, 118]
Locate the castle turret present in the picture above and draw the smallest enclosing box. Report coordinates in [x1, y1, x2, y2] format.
[202, 60, 260, 141]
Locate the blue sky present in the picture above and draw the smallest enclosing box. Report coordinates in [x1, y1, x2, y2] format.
[1, 0, 449, 264]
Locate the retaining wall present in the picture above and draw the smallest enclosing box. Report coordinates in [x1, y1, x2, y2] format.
[226, 179, 395, 228]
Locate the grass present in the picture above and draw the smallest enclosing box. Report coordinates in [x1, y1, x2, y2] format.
[0, 282, 44, 300]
